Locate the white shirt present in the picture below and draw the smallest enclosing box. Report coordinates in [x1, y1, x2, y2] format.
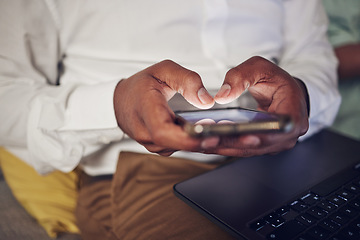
[0, 0, 341, 175]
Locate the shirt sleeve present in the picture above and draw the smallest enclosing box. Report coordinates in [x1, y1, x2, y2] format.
[0, 1, 124, 174]
[279, 0, 341, 139]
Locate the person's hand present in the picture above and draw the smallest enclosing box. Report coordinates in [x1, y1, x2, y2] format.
[211, 56, 309, 157]
[113, 60, 217, 156]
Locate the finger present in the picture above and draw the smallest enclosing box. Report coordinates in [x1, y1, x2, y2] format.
[157, 150, 177, 157]
[214, 56, 266, 104]
[212, 130, 298, 153]
[218, 131, 300, 150]
[214, 73, 250, 105]
[142, 143, 176, 156]
[219, 135, 261, 149]
[140, 90, 205, 151]
[131, 74, 219, 153]
[214, 56, 281, 105]
[209, 135, 298, 157]
[149, 60, 215, 109]
[251, 82, 309, 137]
[215, 56, 308, 137]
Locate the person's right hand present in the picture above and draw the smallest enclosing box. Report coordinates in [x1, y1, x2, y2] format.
[212, 56, 309, 157]
[113, 60, 217, 156]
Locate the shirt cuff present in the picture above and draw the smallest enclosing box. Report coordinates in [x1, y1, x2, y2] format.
[60, 80, 120, 131]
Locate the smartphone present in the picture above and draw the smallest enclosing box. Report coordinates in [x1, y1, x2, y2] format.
[175, 107, 293, 137]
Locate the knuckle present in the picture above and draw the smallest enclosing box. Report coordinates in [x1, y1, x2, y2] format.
[225, 67, 241, 80]
[183, 70, 201, 84]
[249, 55, 265, 62]
[248, 56, 268, 66]
[247, 56, 274, 75]
[181, 70, 202, 92]
[185, 70, 201, 80]
[160, 59, 175, 66]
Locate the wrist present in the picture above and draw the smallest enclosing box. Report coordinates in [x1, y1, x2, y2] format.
[293, 77, 310, 117]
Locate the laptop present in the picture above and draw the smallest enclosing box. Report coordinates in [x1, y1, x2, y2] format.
[173, 129, 360, 240]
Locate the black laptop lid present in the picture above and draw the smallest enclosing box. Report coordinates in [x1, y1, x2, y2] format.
[173, 130, 360, 239]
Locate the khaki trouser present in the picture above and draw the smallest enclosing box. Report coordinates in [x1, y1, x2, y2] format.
[75, 152, 235, 240]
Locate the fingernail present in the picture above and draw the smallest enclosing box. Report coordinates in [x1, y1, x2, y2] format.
[201, 137, 220, 149]
[198, 87, 213, 105]
[216, 83, 231, 99]
[243, 135, 261, 147]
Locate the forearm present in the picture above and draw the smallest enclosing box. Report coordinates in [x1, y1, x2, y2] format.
[0, 77, 123, 174]
[335, 43, 360, 80]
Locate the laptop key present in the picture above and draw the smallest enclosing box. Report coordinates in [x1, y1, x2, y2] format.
[339, 226, 360, 240]
[329, 212, 350, 226]
[349, 198, 360, 210]
[338, 206, 358, 218]
[301, 193, 320, 205]
[318, 219, 340, 233]
[328, 235, 343, 240]
[327, 195, 346, 206]
[267, 220, 306, 240]
[295, 234, 315, 240]
[257, 223, 276, 238]
[317, 200, 338, 212]
[336, 189, 354, 200]
[290, 200, 309, 212]
[307, 226, 330, 240]
[296, 213, 317, 227]
[345, 184, 360, 194]
[275, 205, 290, 216]
[249, 218, 267, 231]
[270, 217, 285, 228]
[265, 212, 280, 223]
[349, 217, 360, 230]
[306, 207, 327, 219]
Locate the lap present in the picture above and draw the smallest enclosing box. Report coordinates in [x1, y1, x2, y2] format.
[76, 152, 235, 240]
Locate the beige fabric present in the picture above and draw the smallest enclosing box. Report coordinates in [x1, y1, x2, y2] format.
[76, 152, 235, 240]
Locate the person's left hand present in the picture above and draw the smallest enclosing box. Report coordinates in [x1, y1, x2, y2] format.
[208, 56, 309, 157]
[113, 60, 217, 156]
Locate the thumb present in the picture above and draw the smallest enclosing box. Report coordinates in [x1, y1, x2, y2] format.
[214, 68, 250, 105]
[149, 60, 215, 109]
[214, 56, 277, 105]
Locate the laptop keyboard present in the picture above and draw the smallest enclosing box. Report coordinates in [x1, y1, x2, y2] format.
[249, 167, 360, 240]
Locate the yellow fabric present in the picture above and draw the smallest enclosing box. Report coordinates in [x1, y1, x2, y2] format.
[0, 147, 80, 238]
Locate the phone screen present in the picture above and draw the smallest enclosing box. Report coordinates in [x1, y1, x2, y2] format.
[175, 108, 292, 137]
[176, 108, 279, 125]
